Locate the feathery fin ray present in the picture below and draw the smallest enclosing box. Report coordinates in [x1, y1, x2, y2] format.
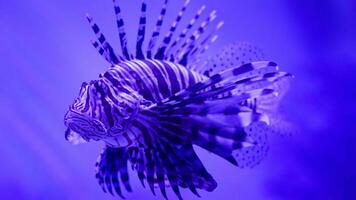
[88, 0, 223, 67]
[155, 0, 191, 60]
[136, 0, 147, 59]
[113, 0, 131, 60]
[147, 0, 169, 58]
[78, 1, 293, 200]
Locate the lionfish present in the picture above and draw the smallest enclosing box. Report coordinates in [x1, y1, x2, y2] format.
[64, 0, 293, 199]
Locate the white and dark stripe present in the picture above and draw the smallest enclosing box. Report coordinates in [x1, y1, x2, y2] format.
[155, 0, 191, 60]
[136, 0, 147, 59]
[87, 0, 222, 70]
[188, 21, 224, 69]
[176, 10, 218, 65]
[106, 59, 205, 103]
[86, 14, 121, 64]
[71, 58, 207, 146]
[166, 5, 206, 60]
[113, 0, 131, 60]
[68, 1, 293, 199]
[147, 0, 169, 58]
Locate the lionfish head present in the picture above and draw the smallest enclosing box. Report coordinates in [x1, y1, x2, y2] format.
[64, 79, 140, 145]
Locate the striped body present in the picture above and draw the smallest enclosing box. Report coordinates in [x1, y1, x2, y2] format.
[99, 59, 205, 147]
[66, 59, 206, 147]
[105, 59, 205, 103]
[64, 1, 293, 199]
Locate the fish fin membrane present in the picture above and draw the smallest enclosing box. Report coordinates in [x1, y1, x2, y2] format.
[150, 101, 271, 168]
[268, 113, 300, 136]
[87, 0, 222, 64]
[126, 142, 217, 199]
[95, 147, 132, 198]
[231, 121, 270, 168]
[140, 61, 291, 168]
[97, 136, 216, 199]
[193, 42, 266, 77]
[253, 72, 297, 136]
[121, 61, 294, 199]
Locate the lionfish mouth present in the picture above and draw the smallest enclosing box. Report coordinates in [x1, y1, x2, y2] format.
[64, 128, 88, 144]
[64, 108, 108, 144]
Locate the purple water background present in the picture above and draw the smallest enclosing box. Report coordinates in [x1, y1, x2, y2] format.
[0, 0, 355, 199]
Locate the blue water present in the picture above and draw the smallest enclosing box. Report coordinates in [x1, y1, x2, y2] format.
[0, 0, 355, 199]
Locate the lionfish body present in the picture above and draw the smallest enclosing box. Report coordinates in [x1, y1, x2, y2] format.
[64, 0, 293, 199]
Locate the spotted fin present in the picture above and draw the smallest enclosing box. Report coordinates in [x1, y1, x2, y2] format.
[232, 121, 269, 168]
[194, 42, 266, 77]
